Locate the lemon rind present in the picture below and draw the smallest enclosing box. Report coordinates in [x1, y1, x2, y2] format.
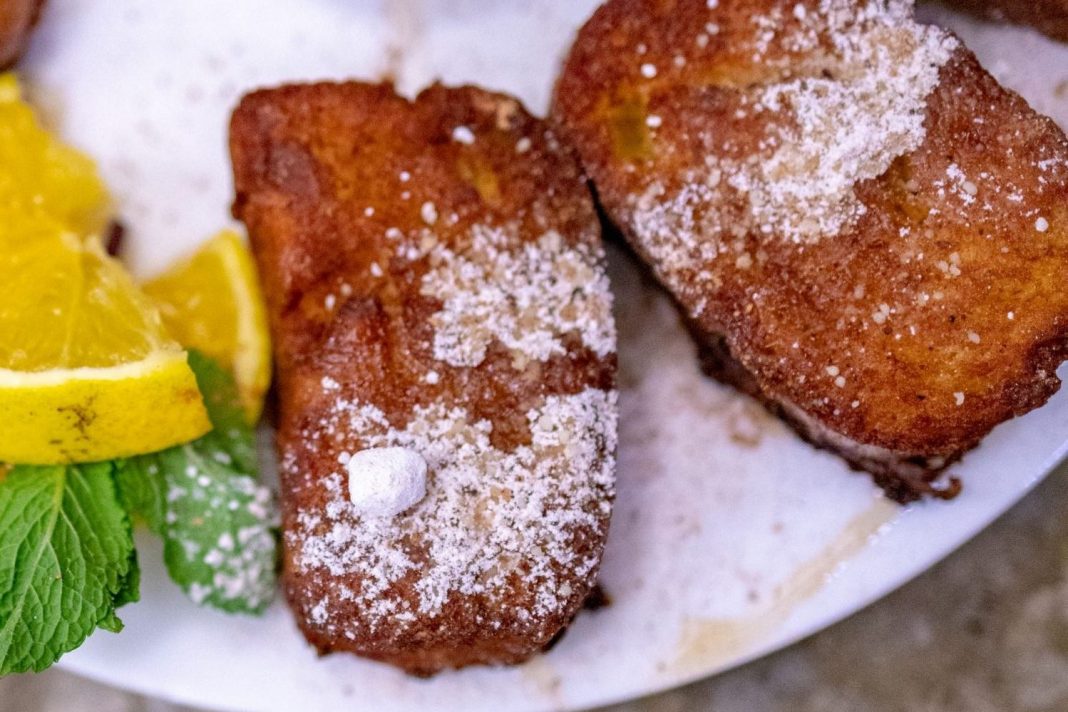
[0, 351, 211, 464]
[214, 230, 272, 421]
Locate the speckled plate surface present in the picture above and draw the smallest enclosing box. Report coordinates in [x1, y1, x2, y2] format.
[23, 1, 1068, 710]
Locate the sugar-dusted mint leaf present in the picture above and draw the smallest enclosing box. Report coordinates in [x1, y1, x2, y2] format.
[157, 442, 278, 613]
[116, 351, 278, 615]
[0, 462, 137, 675]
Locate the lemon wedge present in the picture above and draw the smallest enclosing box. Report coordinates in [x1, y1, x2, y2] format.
[0, 75, 209, 464]
[143, 230, 271, 423]
[0, 215, 211, 464]
[0, 73, 110, 237]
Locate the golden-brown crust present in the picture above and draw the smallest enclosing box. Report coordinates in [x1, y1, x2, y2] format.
[0, 0, 44, 69]
[231, 82, 617, 673]
[553, 0, 1068, 500]
[939, 0, 1068, 42]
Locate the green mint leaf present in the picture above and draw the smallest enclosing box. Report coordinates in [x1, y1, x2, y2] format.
[117, 352, 278, 615]
[96, 610, 124, 634]
[112, 549, 141, 609]
[0, 462, 136, 675]
[114, 456, 166, 535]
[185, 350, 256, 473]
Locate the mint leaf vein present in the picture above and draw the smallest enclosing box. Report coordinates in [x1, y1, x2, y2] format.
[0, 462, 136, 675]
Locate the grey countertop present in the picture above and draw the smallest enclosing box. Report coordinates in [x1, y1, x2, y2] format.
[4, 460, 1068, 712]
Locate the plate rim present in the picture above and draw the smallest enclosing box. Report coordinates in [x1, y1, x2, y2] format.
[56, 448, 1068, 712]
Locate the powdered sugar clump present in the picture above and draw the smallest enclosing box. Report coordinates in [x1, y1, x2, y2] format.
[290, 387, 617, 635]
[421, 224, 616, 368]
[345, 446, 428, 519]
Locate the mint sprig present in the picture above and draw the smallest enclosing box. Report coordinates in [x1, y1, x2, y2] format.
[0, 351, 278, 676]
[0, 462, 137, 675]
[116, 352, 279, 614]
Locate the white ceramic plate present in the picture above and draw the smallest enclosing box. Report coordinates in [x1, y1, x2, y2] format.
[21, 1, 1068, 710]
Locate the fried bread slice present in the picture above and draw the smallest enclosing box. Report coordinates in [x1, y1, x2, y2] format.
[0, 0, 44, 68]
[553, 0, 1068, 501]
[940, 0, 1068, 41]
[230, 82, 617, 673]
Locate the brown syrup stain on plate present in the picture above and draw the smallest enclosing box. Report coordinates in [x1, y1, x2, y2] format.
[672, 497, 898, 674]
[725, 398, 785, 448]
[382, 0, 423, 82]
[520, 653, 565, 709]
[524, 586, 609, 703]
[21, 80, 66, 133]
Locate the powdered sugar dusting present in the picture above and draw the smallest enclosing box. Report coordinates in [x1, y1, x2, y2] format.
[628, 0, 958, 293]
[421, 223, 616, 368]
[290, 387, 617, 636]
[746, 6, 957, 241]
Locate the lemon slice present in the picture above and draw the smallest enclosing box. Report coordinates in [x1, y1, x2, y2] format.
[0, 73, 110, 237]
[0, 214, 211, 464]
[143, 230, 271, 423]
